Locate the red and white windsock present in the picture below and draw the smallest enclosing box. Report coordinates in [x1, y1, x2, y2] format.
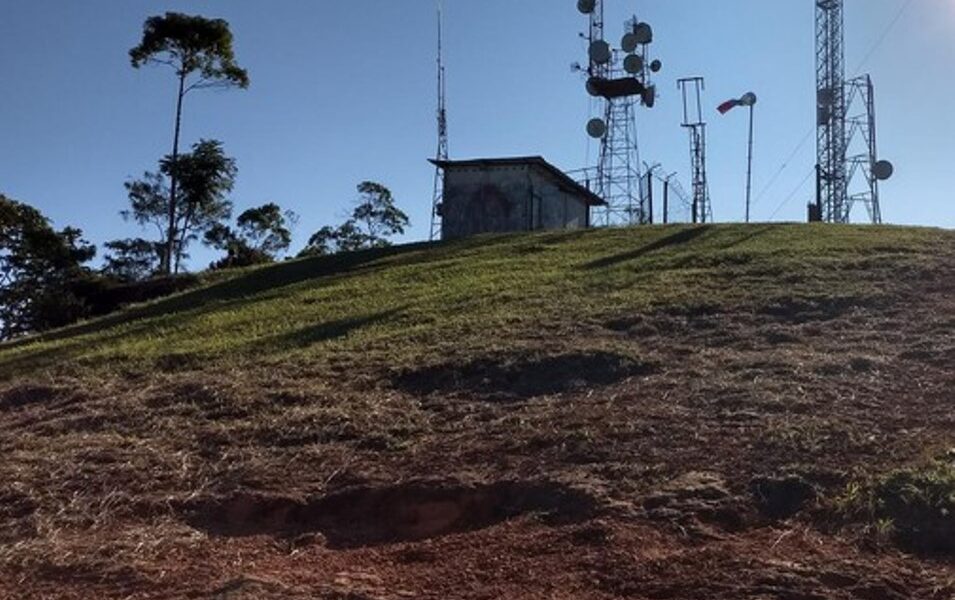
[717, 92, 757, 115]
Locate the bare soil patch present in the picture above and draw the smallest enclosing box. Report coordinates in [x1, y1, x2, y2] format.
[182, 480, 597, 548]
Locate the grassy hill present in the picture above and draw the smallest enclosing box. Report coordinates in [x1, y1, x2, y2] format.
[1, 224, 953, 599]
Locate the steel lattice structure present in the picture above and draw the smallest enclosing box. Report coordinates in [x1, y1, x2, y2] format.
[429, 0, 449, 241]
[596, 61, 645, 225]
[845, 75, 883, 224]
[581, 4, 654, 227]
[678, 77, 712, 224]
[815, 0, 849, 223]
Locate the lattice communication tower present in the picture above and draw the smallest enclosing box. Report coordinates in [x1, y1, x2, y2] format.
[814, 0, 892, 224]
[429, 0, 450, 241]
[575, 0, 662, 226]
[677, 77, 712, 224]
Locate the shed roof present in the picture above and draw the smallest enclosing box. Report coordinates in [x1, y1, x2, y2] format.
[429, 156, 606, 207]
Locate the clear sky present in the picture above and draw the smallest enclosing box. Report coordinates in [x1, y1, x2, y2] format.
[1, 0, 951, 269]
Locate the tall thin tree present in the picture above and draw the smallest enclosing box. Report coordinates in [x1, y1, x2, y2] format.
[130, 12, 249, 274]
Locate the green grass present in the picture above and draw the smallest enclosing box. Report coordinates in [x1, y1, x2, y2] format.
[0, 223, 950, 380]
[837, 459, 955, 554]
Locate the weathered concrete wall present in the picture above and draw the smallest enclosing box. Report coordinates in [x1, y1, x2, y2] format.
[528, 169, 589, 231]
[442, 164, 590, 239]
[442, 165, 532, 239]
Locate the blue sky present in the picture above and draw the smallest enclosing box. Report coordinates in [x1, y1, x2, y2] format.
[0, 0, 951, 269]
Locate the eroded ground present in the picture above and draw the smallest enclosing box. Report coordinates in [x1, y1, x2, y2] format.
[0, 226, 953, 599]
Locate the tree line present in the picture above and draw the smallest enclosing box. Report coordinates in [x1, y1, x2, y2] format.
[0, 12, 409, 340]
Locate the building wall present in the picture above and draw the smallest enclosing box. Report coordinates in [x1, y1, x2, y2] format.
[441, 164, 590, 239]
[527, 169, 590, 231]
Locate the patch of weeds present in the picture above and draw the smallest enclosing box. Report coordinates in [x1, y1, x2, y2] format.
[834, 461, 955, 555]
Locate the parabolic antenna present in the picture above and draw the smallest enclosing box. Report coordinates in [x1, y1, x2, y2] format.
[650, 59, 662, 73]
[577, 0, 596, 14]
[873, 160, 894, 181]
[586, 78, 601, 97]
[623, 54, 644, 74]
[621, 33, 639, 53]
[587, 118, 607, 138]
[741, 92, 757, 106]
[589, 40, 612, 65]
[633, 23, 653, 44]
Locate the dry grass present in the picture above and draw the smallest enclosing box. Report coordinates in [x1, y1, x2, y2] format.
[0, 224, 953, 598]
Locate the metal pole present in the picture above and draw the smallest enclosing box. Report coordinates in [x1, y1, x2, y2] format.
[745, 103, 754, 223]
[663, 177, 669, 224]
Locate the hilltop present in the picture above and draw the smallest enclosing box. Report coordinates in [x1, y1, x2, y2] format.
[0, 224, 953, 599]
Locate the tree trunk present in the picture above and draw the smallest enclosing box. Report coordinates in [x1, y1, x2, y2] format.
[166, 71, 187, 275]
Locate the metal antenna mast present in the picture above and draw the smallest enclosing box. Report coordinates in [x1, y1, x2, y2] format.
[815, 0, 848, 223]
[429, 0, 449, 241]
[845, 74, 885, 224]
[575, 1, 662, 227]
[678, 77, 711, 224]
[813, 0, 893, 224]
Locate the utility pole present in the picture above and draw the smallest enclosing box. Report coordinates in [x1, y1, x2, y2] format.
[745, 99, 755, 223]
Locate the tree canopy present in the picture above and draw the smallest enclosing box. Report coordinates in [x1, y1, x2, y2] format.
[204, 203, 298, 270]
[130, 12, 248, 274]
[130, 12, 249, 89]
[0, 195, 96, 339]
[300, 182, 409, 257]
[123, 139, 236, 273]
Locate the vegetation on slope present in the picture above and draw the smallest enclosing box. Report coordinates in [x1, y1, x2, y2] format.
[1, 224, 953, 599]
[1, 223, 947, 377]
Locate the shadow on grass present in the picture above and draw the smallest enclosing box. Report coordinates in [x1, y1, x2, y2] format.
[248, 308, 406, 352]
[392, 351, 658, 401]
[583, 226, 710, 270]
[2, 244, 438, 352]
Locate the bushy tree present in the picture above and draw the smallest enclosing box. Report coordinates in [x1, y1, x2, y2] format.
[123, 139, 236, 273]
[300, 182, 409, 257]
[0, 195, 96, 339]
[130, 12, 249, 273]
[101, 238, 163, 282]
[204, 203, 298, 269]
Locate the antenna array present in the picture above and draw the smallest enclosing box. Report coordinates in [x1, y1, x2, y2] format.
[575, 1, 662, 226]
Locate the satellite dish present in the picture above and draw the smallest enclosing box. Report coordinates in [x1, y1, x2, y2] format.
[649, 59, 662, 73]
[589, 40, 612, 65]
[587, 118, 607, 138]
[642, 85, 656, 108]
[585, 78, 601, 97]
[741, 92, 757, 106]
[577, 0, 596, 14]
[873, 160, 894, 181]
[621, 33, 639, 53]
[633, 23, 653, 44]
[623, 54, 644, 75]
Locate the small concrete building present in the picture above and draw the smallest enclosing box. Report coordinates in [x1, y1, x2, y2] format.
[431, 156, 605, 240]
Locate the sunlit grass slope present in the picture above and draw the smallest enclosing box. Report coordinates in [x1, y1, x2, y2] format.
[0, 223, 950, 379]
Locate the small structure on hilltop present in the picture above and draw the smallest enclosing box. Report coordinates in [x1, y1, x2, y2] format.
[430, 156, 606, 240]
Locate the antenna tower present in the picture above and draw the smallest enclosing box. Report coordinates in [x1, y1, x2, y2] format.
[844, 74, 885, 224]
[429, 0, 449, 241]
[814, 0, 892, 224]
[677, 77, 712, 223]
[815, 0, 848, 223]
[575, 1, 662, 226]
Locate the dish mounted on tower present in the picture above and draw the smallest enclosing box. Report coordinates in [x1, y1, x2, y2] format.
[574, 0, 663, 226]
